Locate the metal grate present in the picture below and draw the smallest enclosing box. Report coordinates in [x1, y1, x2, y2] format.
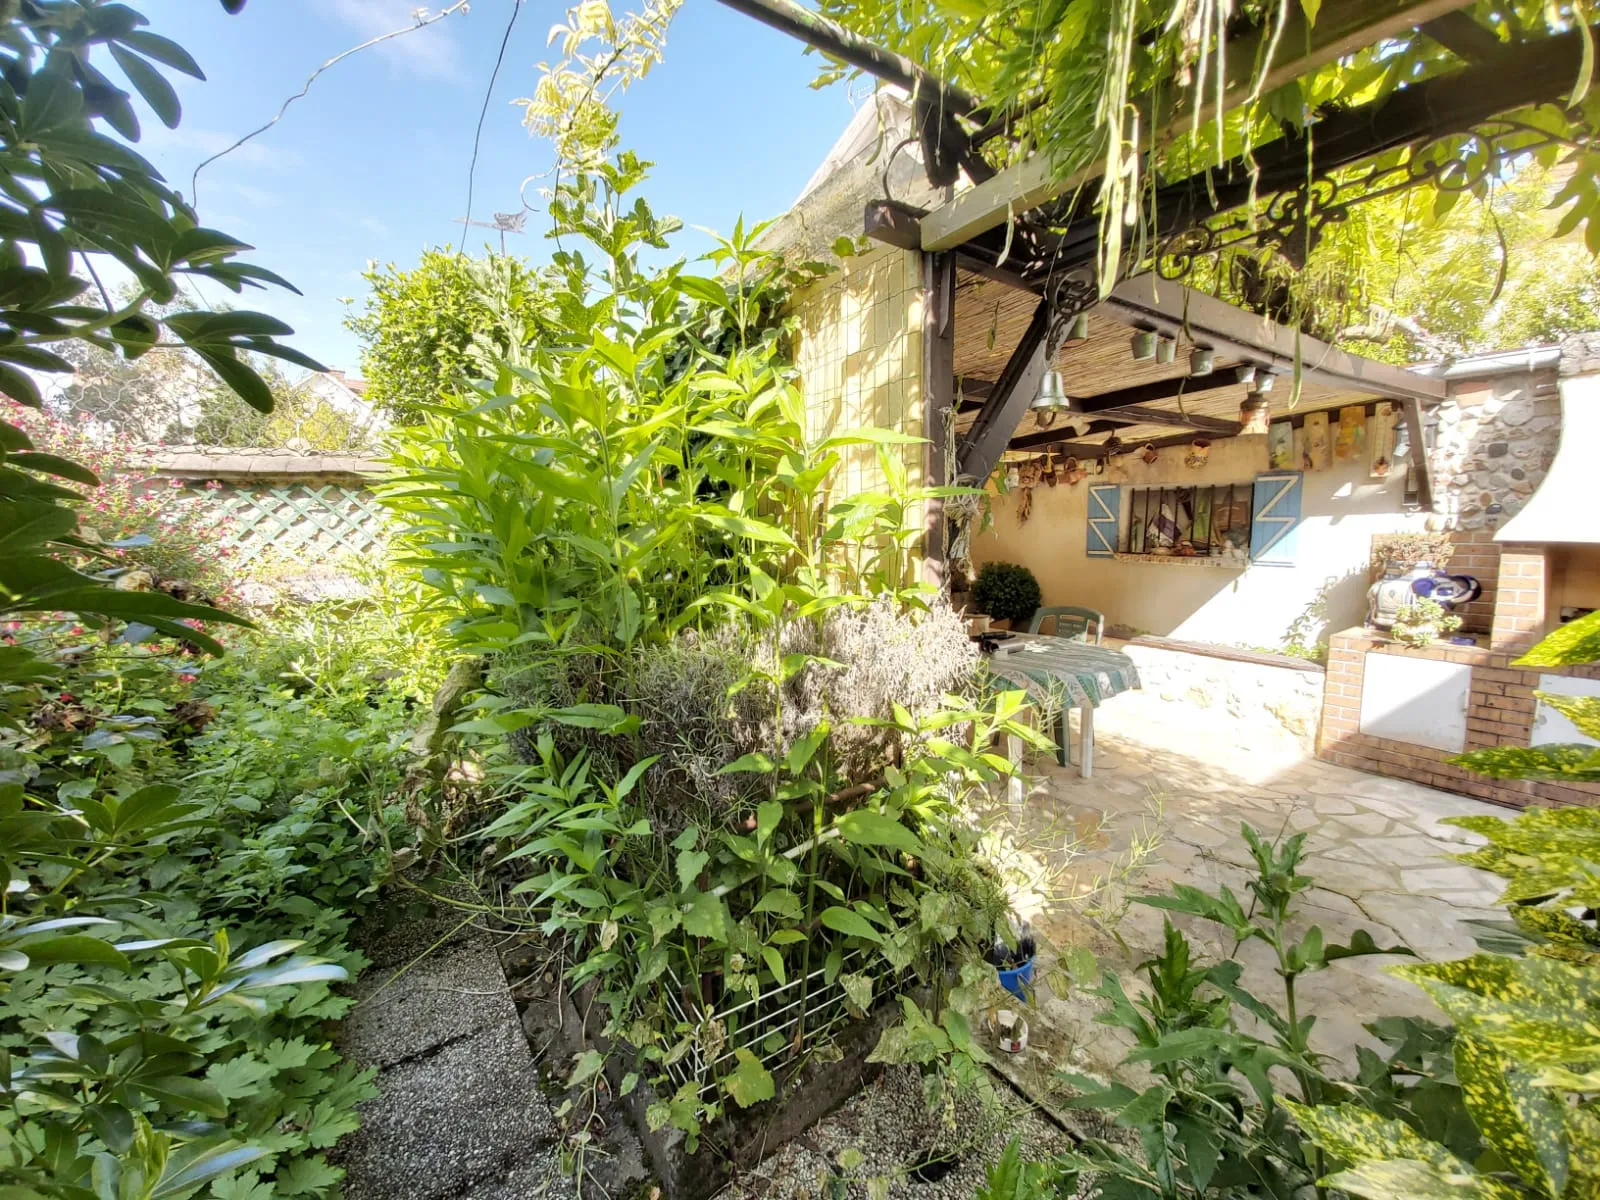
[1125, 483, 1251, 557]
[658, 947, 895, 1099]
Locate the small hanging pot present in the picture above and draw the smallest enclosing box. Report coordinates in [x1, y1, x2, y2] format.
[1140, 441, 1160, 465]
[1154, 335, 1177, 365]
[1130, 330, 1157, 361]
[1185, 438, 1212, 469]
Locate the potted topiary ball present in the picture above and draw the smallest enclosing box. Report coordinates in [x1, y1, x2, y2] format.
[972, 561, 1041, 630]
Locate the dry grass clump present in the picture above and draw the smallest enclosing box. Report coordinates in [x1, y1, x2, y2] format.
[497, 593, 982, 833]
[738, 593, 980, 784]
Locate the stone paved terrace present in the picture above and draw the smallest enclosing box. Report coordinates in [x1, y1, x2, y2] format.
[978, 682, 1508, 1106]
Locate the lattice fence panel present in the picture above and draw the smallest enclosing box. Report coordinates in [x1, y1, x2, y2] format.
[174, 481, 388, 569]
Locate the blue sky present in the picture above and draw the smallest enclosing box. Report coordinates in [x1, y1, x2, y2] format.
[133, 0, 861, 373]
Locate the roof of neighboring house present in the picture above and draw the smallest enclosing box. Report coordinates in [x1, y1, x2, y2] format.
[759, 88, 944, 263]
[132, 445, 385, 480]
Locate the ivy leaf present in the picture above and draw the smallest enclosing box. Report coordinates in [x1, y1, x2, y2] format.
[568, 1049, 605, 1088]
[760, 946, 787, 986]
[1533, 691, 1600, 740]
[1323, 1158, 1518, 1200]
[1513, 610, 1600, 668]
[835, 809, 922, 855]
[681, 891, 727, 940]
[1325, 929, 1417, 963]
[820, 906, 882, 943]
[723, 1049, 775, 1108]
[1454, 1035, 1568, 1196]
[676, 848, 709, 891]
[1448, 744, 1600, 782]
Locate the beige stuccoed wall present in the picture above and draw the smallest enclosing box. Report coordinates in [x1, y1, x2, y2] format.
[970, 432, 1426, 647]
[792, 245, 926, 579]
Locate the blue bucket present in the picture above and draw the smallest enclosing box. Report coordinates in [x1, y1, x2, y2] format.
[996, 956, 1035, 1002]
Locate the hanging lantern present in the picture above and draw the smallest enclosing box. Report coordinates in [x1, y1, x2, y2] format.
[1190, 347, 1215, 376]
[1155, 334, 1177, 365]
[1031, 368, 1071, 414]
[1130, 330, 1157, 361]
[1185, 438, 1212, 469]
[1240, 396, 1271, 435]
[1065, 312, 1090, 342]
[1140, 442, 1160, 465]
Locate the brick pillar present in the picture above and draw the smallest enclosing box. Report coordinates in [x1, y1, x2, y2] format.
[1490, 544, 1548, 654]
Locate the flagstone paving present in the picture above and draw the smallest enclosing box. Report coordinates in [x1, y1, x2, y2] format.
[978, 686, 1509, 1109]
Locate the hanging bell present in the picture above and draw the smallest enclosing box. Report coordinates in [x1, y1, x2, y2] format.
[1031, 369, 1071, 413]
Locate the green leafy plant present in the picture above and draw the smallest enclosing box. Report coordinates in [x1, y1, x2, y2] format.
[972, 562, 1041, 628]
[345, 249, 554, 423]
[0, 582, 449, 1195]
[1389, 598, 1462, 648]
[1452, 609, 1600, 781]
[1039, 824, 1414, 1200]
[381, 154, 1044, 1154]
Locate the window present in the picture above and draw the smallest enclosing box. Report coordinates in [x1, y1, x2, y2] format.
[1123, 484, 1252, 557]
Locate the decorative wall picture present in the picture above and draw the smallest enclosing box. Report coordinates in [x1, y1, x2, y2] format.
[1335, 404, 1367, 461]
[1302, 411, 1332, 470]
[1267, 420, 1294, 469]
[1369, 401, 1398, 478]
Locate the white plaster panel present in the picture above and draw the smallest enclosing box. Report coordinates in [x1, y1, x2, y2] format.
[1359, 653, 1471, 752]
[1530, 673, 1600, 748]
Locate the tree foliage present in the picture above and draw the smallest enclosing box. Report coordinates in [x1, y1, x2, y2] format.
[344, 249, 554, 423]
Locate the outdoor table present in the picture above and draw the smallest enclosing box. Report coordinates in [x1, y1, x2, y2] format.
[985, 633, 1141, 779]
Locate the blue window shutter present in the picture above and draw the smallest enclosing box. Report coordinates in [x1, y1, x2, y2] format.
[1251, 471, 1302, 566]
[1087, 484, 1119, 558]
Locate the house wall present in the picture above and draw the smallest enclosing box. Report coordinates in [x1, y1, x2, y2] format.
[969, 433, 1424, 647]
[793, 246, 926, 577]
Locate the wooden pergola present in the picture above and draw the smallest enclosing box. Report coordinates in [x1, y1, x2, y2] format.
[716, 0, 1592, 577]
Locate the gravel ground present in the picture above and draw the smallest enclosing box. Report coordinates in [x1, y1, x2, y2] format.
[712, 1066, 1073, 1200]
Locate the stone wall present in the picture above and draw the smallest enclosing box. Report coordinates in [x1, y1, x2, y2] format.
[1428, 365, 1560, 531]
[1116, 639, 1326, 751]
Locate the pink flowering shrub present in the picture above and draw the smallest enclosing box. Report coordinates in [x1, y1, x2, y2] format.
[11, 405, 237, 596]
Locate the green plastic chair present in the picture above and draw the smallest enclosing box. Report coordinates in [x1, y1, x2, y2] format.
[1027, 605, 1105, 644]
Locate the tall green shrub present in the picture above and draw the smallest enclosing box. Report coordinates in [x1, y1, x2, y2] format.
[973, 561, 1041, 627]
[382, 156, 1043, 1148]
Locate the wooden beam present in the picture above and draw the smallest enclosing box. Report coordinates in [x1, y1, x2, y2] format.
[864, 200, 924, 251]
[1420, 9, 1509, 62]
[956, 298, 1050, 480]
[1010, 430, 1200, 456]
[1073, 375, 1242, 415]
[1097, 404, 1243, 434]
[1100, 276, 1447, 404]
[921, 0, 1476, 250]
[922, 252, 957, 586]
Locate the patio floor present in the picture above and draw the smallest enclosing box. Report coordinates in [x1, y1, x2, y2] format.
[979, 684, 1508, 1109]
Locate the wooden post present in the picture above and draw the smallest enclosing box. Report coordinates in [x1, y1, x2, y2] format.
[1400, 395, 1435, 512]
[921, 250, 956, 589]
